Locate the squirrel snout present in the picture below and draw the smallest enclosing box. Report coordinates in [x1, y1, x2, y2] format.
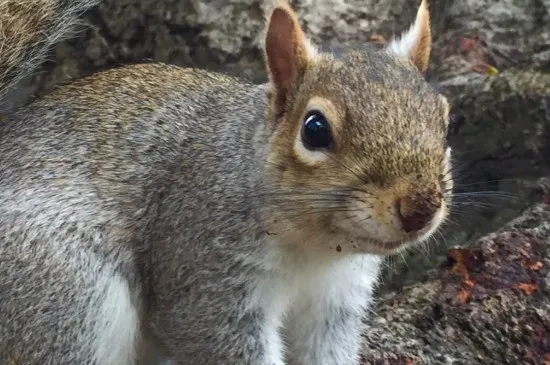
[395, 189, 443, 233]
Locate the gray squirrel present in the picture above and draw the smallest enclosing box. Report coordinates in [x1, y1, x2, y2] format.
[0, 0, 453, 364]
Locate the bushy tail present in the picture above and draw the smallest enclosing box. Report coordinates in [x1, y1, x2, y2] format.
[0, 0, 99, 99]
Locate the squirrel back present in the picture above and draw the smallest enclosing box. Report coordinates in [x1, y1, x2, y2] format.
[0, 1, 454, 365]
[0, 0, 98, 101]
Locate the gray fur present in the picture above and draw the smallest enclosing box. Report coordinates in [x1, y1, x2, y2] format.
[0, 64, 271, 364]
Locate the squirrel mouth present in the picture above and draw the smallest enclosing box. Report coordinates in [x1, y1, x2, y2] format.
[379, 223, 441, 253]
[350, 235, 423, 256]
[381, 236, 420, 251]
[349, 223, 438, 255]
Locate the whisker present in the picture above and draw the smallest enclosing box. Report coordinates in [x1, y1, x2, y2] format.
[272, 208, 369, 220]
[320, 151, 371, 186]
[450, 201, 501, 209]
[452, 191, 525, 198]
[451, 178, 524, 188]
[347, 214, 373, 226]
[397, 251, 410, 271]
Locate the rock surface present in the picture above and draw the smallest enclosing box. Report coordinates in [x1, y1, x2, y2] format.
[362, 197, 550, 365]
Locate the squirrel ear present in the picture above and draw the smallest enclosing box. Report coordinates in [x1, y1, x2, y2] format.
[264, 1, 315, 118]
[386, 0, 431, 74]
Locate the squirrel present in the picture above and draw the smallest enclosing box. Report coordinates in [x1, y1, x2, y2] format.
[0, 0, 453, 364]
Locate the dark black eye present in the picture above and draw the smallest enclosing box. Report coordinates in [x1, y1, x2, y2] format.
[301, 111, 334, 150]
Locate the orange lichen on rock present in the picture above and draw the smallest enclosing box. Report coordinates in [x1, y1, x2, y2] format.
[457, 288, 472, 304]
[528, 262, 544, 271]
[448, 248, 471, 280]
[516, 282, 538, 296]
[455, 35, 499, 75]
[448, 248, 478, 304]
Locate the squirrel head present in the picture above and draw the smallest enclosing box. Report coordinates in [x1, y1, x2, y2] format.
[262, 0, 453, 255]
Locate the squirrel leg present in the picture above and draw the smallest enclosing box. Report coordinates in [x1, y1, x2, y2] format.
[147, 267, 286, 365]
[0, 246, 139, 365]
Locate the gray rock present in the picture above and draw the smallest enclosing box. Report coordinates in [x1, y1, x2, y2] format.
[430, 0, 550, 85]
[3, 0, 428, 111]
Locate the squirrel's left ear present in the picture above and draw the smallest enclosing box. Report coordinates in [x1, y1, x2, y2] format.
[264, 0, 317, 120]
[386, 0, 431, 74]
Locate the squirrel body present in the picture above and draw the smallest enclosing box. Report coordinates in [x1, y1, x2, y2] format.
[0, 1, 453, 364]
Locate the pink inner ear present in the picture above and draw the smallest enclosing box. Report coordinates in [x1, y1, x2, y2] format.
[265, 8, 299, 94]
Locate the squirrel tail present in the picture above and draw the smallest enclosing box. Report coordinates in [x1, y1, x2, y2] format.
[0, 0, 99, 100]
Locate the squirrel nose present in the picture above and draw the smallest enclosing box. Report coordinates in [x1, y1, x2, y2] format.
[395, 191, 442, 233]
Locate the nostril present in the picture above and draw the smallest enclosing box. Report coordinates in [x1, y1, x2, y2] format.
[395, 196, 437, 233]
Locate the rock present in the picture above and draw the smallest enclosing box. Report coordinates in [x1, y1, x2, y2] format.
[449, 70, 550, 181]
[429, 0, 550, 86]
[362, 199, 550, 365]
[3, 0, 420, 111]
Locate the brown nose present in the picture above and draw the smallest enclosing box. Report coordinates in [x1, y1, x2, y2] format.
[395, 191, 442, 233]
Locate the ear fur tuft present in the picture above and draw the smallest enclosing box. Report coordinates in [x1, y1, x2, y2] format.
[387, 0, 431, 73]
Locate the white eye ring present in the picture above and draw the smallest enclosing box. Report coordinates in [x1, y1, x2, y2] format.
[294, 133, 330, 165]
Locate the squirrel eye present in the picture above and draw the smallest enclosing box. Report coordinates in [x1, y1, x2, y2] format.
[301, 111, 334, 150]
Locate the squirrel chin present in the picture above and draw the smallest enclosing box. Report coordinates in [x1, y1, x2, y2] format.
[337, 235, 421, 257]
[266, 220, 440, 257]
[358, 222, 444, 256]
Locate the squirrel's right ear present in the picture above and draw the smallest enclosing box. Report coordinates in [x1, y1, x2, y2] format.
[386, 0, 431, 74]
[264, 1, 316, 119]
